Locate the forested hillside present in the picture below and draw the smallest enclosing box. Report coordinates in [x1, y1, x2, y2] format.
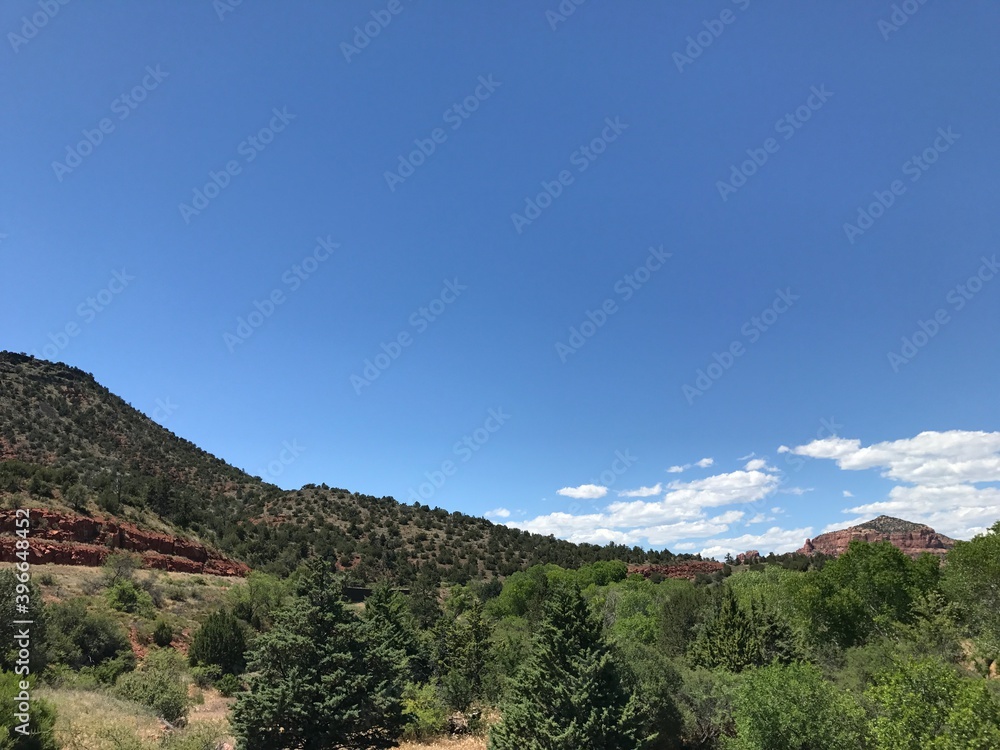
[0, 352, 682, 582]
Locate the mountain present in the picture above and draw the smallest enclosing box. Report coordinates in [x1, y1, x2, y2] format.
[797, 515, 957, 559]
[0, 352, 683, 582]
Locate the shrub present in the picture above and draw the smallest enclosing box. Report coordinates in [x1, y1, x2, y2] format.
[215, 673, 241, 697]
[114, 652, 188, 724]
[105, 579, 155, 617]
[191, 665, 221, 689]
[153, 620, 174, 648]
[101, 552, 143, 586]
[401, 681, 449, 741]
[189, 610, 246, 676]
[44, 599, 131, 673]
[0, 671, 58, 750]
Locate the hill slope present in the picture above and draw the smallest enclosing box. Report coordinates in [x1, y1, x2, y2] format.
[797, 515, 956, 558]
[0, 352, 682, 582]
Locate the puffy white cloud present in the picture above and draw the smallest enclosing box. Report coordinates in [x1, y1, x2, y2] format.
[618, 483, 663, 498]
[514, 469, 782, 548]
[486, 507, 511, 519]
[789, 430, 1000, 486]
[790, 430, 1000, 540]
[696, 526, 813, 560]
[744, 458, 770, 471]
[667, 465, 686, 473]
[556, 484, 608, 500]
[696, 457, 715, 468]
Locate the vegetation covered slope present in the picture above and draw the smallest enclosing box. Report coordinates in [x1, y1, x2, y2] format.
[0, 352, 681, 582]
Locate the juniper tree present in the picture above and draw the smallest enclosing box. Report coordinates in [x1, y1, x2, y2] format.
[231, 560, 406, 750]
[488, 584, 653, 750]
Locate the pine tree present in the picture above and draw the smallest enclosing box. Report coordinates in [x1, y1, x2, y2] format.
[488, 585, 652, 750]
[231, 560, 406, 749]
[689, 588, 763, 673]
[188, 609, 247, 676]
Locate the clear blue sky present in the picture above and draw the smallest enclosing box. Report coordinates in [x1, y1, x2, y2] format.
[4, 1, 1000, 557]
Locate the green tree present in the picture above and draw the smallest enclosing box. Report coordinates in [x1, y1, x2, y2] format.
[188, 610, 246, 676]
[941, 521, 1000, 658]
[865, 657, 1000, 749]
[0, 672, 57, 750]
[488, 585, 653, 750]
[689, 588, 763, 673]
[364, 584, 426, 682]
[231, 560, 406, 749]
[728, 662, 865, 750]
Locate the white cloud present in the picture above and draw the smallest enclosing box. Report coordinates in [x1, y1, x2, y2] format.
[789, 430, 1000, 486]
[618, 483, 662, 498]
[486, 507, 510, 519]
[668, 457, 715, 473]
[843, 490, 854, 498]
[744, 458, 769, 471]
[514, 469, 782, 548]
[697, 526, 813, 560]
[789, 430, 1000, 540]
[556, 484, 608, 500]
[779, 486, 813, 496]
[821, 516, 869, 533]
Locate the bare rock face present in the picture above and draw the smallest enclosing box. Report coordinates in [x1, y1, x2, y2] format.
[797, 515, 956, 559]
[736, 550, 761, 565]
[0, 509, 249, 576]
[629, 560, 724, 580]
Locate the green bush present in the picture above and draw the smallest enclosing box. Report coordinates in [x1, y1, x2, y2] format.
[401, 682, 449, 741]
[152, 620, 174, 648]
[105, 579, 154, 617]
[0, 671, 58, 750]
[191, 665, 221, 689]
[215, 673, 241, 697]
[44, 599, 131, 673]
[114, 650, 188, 724]
[189, 610, 246, 676]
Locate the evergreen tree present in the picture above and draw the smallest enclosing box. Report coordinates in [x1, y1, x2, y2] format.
[231, 560, 406, 749]
[689, 588, 763, 673]
[488, 585, 652, 750]
[364, 583, 427, 682]
[188, 609, 247, 676]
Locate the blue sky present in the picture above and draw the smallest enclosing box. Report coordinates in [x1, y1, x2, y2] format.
[3, 1, 1000, 557]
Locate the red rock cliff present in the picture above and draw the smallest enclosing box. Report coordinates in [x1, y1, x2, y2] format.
[797, 516, 955, 559]
[0, 509, 248, 576]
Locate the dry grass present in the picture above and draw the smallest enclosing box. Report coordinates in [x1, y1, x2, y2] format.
[399, 738, 487, 750]
[43, 687, 163, 750]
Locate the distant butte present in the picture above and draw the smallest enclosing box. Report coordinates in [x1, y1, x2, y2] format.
[798, 515, 956, 558]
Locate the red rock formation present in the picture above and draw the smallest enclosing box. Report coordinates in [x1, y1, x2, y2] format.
[0, 510, 248, 576]
[797, 516, 956, 559]
[736, 550, 761, 565]
[629, 560, 724, 580]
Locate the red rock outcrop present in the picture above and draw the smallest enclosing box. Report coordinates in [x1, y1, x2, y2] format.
[629, 560, 724, 580]
[0, 510, 248, 576]
[797, 516, 956, 559]
[736, 550, 761, 565]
